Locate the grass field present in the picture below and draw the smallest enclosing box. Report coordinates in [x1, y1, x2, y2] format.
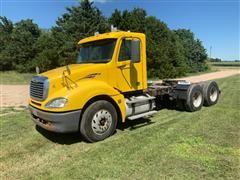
[1, 75, 240, 179]
[210, 61, 240, 67]
[0, 71, 34, 84]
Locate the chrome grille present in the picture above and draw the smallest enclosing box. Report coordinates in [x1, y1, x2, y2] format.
[30, 76, 49, 101]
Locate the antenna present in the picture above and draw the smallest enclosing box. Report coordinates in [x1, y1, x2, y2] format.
[66, 65, 71, 75]
[36, 66, 40, 74]
[210, 46, 212, 60]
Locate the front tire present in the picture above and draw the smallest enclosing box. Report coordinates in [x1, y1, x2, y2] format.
[80, 100, 117, 142]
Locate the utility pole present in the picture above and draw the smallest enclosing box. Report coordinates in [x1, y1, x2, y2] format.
[209, 46, 212, 60]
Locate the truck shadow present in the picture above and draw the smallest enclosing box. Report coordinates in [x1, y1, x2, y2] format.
[35, 117, 155, 144]
[156, 99, 186, 112]
[117, 117, 155, 131]
[35, 125, 83, 145]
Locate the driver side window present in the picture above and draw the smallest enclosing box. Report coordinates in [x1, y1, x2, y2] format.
[119, 39, 131, 61]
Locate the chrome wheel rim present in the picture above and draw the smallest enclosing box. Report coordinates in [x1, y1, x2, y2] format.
[91, 109, 112, 135]
[210, 87, 218, 102]
[193, 92, 203, 108]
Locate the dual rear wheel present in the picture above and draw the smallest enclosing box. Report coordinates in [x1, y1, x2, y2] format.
[185, 81, 220, 112]
[203, 81, 220, 106]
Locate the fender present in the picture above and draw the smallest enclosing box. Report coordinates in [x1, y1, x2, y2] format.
[67, 79, 126, 120]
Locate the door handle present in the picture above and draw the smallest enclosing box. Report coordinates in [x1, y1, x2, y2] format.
[117, 64, 127, 68]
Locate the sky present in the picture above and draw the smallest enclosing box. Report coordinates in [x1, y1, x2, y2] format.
[0, 0, 239, 60]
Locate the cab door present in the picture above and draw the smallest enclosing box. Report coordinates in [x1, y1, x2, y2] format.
[115, 38, 143, 92]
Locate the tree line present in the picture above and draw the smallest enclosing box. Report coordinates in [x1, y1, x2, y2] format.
[0, 0, 208, 78]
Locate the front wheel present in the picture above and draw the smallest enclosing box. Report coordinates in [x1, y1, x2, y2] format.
[80, 100, 117, 142]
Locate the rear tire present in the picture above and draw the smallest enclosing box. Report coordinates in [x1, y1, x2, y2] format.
[185, 84, 204, 112]
[80, 100, 117, 142]
[203, 81, 220, 106]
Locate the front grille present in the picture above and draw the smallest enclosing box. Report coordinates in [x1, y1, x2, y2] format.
[30, 76, 49, 101]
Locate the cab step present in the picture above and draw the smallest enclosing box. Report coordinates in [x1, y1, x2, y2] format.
[127, 110, 157, 120]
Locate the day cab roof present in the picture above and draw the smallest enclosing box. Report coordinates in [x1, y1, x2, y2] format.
[78, 31, 145, 45]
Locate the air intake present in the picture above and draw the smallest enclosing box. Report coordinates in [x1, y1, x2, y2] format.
[30, 76, 49, 101]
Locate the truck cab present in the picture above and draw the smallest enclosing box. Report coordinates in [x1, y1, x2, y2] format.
[29, 31, 220, 142]
[29, 31, 155, 142]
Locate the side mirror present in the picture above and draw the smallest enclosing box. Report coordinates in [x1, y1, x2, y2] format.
[131, 40, 140, 62]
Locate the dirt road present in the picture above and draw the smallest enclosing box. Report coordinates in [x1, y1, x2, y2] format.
[0, 69, 239, 107]
[177, 69, 240, 83]
[0, 85, 29, 107]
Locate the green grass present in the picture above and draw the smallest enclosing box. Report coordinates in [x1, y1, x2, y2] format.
[1, 75, 240, 179]
[0, 71, 34, 84]
[210, 61, 240, 67]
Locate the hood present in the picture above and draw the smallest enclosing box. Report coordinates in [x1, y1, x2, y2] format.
[41, 64, 106, 82]
[39, 63, 108, 95]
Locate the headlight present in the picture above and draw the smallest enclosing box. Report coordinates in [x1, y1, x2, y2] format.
[45, 98, 68, 108]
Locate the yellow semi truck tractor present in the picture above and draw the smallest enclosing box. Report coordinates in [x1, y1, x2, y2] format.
[29, 30, 220, 142]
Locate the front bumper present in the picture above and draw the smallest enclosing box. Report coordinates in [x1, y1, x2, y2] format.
[29, 105, 81, 133]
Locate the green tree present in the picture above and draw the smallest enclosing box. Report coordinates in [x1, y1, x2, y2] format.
[145, 16, 187, 78]
[13, 19, 41, 72]
[32, 31, 59, 72]
[109, 8, 147, 32]
[0, 3, 209, 76]
[49, 0, 109, 66]
[109, 9, 187, 78]
[1, 19, 41, 72]
[0, 16, 14, 70]
[174, 29, 208, 72]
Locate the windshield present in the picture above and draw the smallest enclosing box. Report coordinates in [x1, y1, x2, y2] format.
[77, 39, 116, 63]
